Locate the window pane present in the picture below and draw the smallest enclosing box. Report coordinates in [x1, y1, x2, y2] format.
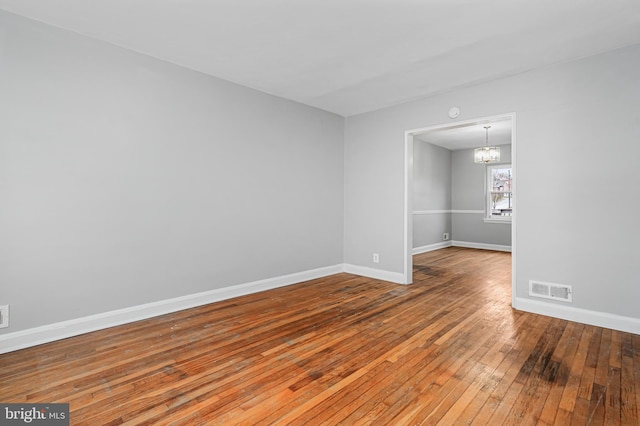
[490, 168, 512, 216]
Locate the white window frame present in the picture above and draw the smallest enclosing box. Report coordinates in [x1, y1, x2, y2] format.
[484, 164, 512, 224]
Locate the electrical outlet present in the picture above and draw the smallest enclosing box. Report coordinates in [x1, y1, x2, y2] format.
[373, 253, 380, 263]
[443, 233, 450, 240]
[0, 305, 9, 329]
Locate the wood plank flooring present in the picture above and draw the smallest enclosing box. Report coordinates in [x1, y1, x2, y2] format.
[1, 247, 639, 425]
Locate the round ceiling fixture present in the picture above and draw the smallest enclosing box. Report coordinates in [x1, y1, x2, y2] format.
[448, 106, 460, 119]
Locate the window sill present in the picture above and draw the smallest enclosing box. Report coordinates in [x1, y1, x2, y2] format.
[483, 217, 512, 224]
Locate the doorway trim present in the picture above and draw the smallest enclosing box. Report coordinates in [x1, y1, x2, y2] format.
[403, 112, 517, 306]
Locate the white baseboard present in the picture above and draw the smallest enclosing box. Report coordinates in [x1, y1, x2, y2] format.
[451, 240, 512, 252]
[413, 241, 453, 255]
[514, 296, 640, 335]
[342, 264, 406, 285]
[0, 264, 344, 354]
[412, 240, 511, 254]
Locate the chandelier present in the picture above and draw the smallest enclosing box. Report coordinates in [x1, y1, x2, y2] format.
[474, 126, 500, 163]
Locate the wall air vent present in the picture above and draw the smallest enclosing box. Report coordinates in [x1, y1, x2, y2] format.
[529, 280, 572, 303]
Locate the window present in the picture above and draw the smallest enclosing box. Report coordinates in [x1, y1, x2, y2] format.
[486, 164, 512, 222]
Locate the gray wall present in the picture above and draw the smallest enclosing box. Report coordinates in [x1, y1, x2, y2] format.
[412, 142, 451, 248]
[344, 44, 640, 319]
[451, 145, 511, 246]
[0, 12, 345, 334]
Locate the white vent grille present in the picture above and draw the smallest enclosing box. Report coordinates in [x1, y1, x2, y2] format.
[529, 280, 572, 303]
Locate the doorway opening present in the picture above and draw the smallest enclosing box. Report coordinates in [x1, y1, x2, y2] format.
[403, 113, 516, 306]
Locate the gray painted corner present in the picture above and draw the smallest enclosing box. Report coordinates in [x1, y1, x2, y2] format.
[413, 140, 512, 248]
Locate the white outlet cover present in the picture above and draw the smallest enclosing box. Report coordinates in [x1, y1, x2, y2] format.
[0, 305, 8, 329]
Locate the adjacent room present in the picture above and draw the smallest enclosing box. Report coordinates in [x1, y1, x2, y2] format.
[1, 1, 639, 424]
[412, 117, 513, 255]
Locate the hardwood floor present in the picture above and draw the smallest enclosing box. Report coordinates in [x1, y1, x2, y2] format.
[1, 247, 639, 425]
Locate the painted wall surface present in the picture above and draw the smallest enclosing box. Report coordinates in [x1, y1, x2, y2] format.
[451, 145, 511, 246]
[412, 142, 451, 248]
[345, 44, 640, 319]
[0, 12, 345, 334]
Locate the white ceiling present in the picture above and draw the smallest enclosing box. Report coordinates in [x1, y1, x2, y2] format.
[1, 1, 640, 117]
